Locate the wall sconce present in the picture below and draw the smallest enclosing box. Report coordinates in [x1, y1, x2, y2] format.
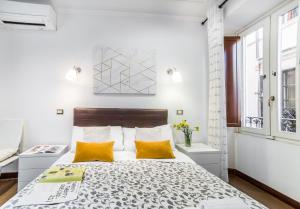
[166, 67, 182, 83]
[65, 66, 82, 81]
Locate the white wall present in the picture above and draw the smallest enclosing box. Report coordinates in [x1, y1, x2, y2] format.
[227, 127, 236, 168]
[0, 30, 13, 115]
[0, 11, 208, 150]
[235, 133, 300, 202]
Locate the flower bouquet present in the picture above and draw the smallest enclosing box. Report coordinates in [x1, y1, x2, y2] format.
[174, 120, 199, 147]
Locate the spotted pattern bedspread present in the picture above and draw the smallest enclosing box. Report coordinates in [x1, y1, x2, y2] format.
[2, 161, 267, 209]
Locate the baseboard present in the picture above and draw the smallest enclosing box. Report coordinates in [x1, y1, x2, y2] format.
[228, 168, 236, 175]
[0, 172, 18, 179]
[229, 169, 300, 209]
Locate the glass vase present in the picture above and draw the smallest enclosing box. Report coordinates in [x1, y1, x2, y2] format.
[184, 133, 192, 147]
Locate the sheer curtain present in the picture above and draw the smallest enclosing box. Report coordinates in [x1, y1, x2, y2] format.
[207, 0, 228, 182]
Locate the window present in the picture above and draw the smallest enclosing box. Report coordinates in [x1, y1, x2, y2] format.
[239, 0, 300, 141]
[277, 7, 298, 133]
[270, 1, 299, 140]
[243, 28, 264, 129]
[240, 18, 270, 135]
[281, 69, 296, 132]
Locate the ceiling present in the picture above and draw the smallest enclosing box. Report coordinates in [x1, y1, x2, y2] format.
[51, 0, 208, 17]
[10, 0, 287, 33]
[224, 0, 286, 34]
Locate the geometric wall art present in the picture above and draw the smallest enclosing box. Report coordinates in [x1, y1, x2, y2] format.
[93, 47, 156, 95]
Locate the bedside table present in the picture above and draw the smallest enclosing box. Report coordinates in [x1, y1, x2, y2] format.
[176, 143, 221, 177]
[18, 145, 68, 191]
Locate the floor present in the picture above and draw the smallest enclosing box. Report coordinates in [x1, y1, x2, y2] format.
[229, 174, 296, 209]
[0, 179, 17, 207]
[0, 175, 296, 208]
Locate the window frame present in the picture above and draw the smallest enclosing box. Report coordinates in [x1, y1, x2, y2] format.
[239, 17, 271, 136]
[270, 0, 300, 140]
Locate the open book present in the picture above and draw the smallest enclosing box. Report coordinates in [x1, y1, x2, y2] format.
[40, 166, 86, 183]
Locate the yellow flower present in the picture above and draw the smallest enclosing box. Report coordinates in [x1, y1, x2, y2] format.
[174, 120, 199, 130]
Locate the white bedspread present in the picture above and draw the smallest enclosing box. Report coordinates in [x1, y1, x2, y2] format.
[53, 150, 195, 165]
[2, 159, 267, 209]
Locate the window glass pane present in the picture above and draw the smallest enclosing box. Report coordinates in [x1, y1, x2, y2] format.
[278, 7, 298, 133]
[243, 28, 264, 129]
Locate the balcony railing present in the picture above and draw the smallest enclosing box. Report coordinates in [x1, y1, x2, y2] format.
[281, 108, 296, 133]
[245, 116, 263, 129]
[245, 108, 296, 132]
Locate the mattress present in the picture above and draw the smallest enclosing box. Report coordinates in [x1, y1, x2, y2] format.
[1, 151, 267, 209]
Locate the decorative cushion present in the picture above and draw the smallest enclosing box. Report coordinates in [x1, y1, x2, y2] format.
[135, 140, 175, 159]
[71, 126, 124, 152]
[123, 124, 175, 151]
[73, 141, 114, 163]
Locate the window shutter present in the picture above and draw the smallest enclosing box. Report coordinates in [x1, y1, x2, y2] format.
[224, 36, 241, 127]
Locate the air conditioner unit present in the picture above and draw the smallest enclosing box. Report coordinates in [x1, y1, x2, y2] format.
[0, 1, 56, 31]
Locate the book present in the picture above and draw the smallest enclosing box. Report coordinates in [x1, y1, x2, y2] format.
[40, 166, 86, 183]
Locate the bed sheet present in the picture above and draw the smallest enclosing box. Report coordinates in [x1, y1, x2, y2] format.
[53, 150, 195, 165]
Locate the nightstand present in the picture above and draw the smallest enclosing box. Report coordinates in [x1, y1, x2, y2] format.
[18, 145, 68, 191]
[176, 143, 221, 177]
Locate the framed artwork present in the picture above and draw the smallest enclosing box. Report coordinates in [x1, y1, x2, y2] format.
[93, 47, 156, 95]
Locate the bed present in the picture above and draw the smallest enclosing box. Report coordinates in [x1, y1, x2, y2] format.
[1, 108, 267, 209]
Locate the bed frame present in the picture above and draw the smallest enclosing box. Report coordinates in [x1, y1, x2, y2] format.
[74, 108, 168, 127]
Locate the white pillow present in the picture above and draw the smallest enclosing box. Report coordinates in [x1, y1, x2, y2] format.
[123, 124, 175, 151]
[83, 126, 110, 141]
[110, 126, 124, 151]
[70, 126, 124, 152]
[135, 127, 161, 140]
[160, 124, 176, 150]
[123, 128, 136, 152]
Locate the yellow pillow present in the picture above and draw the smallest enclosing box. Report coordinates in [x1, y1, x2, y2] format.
[73, 141, 114, 163]
[135, 140, 175, 159]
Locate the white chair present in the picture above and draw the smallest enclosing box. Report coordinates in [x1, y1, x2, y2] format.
[0, 119, 24, 176]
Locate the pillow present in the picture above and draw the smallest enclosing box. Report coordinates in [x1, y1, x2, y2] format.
[73, 141, 114, 163]
[135, 140, 175, 159]
[123, 128, 136, 151]
[110, 126, 124, 150]
[83, 126, 110, 141]
[70, 126, 123, 152]
[123, 124, 175, 151]
[159, 124, 176, 150]
[135, 127, 161, 141]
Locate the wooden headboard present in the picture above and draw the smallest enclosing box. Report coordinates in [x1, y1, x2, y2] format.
[74, 108, 168, 128]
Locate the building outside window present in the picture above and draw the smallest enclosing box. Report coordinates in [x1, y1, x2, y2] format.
[278, 7, 297, 133]
[243, 28, 264, 129]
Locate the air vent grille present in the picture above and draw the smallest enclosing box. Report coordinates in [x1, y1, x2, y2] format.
[2, 21, 45, 27]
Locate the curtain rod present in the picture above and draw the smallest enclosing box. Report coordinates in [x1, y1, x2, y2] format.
[201, 0, 229, 25]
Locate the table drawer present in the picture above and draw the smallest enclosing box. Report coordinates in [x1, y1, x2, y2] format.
[19, 156, 58, 170]
[19, 168, 45, 182]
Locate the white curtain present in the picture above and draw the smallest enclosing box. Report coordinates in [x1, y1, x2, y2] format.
[207, 0, 228, 182]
